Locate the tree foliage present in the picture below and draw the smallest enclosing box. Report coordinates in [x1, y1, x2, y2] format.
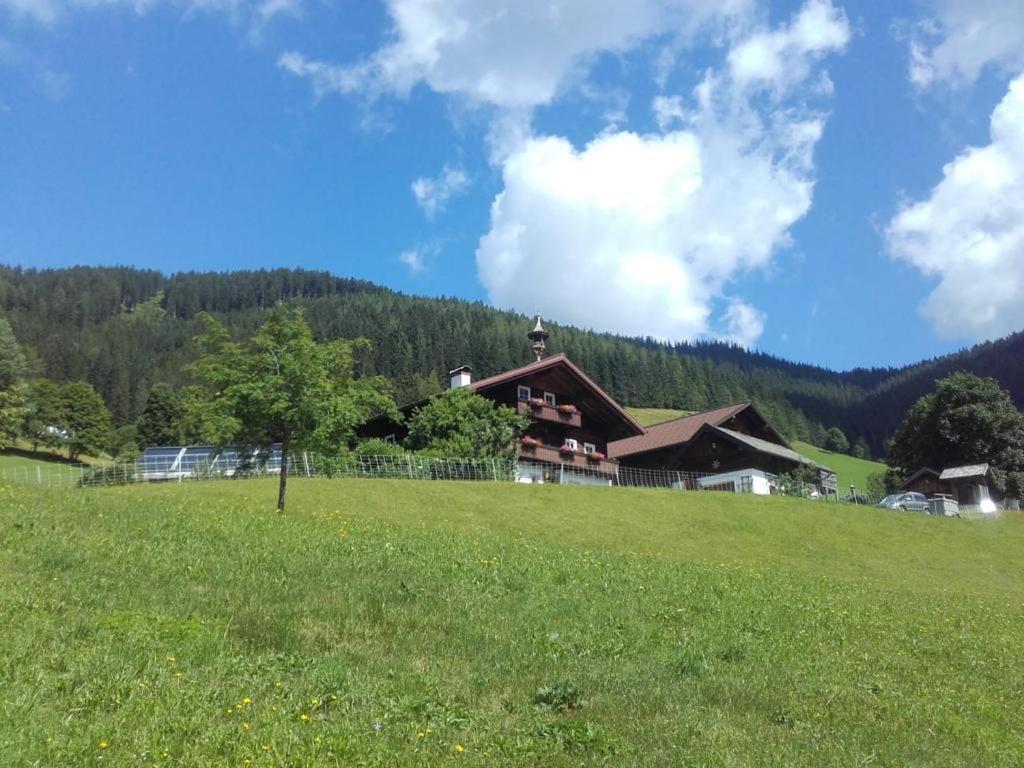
[21, 379, 64, 450]
[107, 424, 141, 460]
[888, 372, 1024, 496]
[188, 305, 399, 511]
[823, 427, 850, 454]
[405, 388, 528, 457]
[851, 437, 871, 460]
[136, 383, 184, 447]
[59, 381, 112, 460]
[0, 317, 30, 448]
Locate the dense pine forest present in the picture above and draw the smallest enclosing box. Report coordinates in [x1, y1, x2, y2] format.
[2, 265, 1022, 456]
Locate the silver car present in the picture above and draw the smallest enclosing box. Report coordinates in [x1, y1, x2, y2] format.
[877, 492, 930, 512]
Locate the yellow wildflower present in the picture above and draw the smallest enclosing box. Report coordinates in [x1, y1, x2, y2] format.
[454, 744, 465, 753]
[242, 723, 250, 732]
[98, 741, 109, 749]
[300, 713, 309, 721]
[242, 697, 252, 704]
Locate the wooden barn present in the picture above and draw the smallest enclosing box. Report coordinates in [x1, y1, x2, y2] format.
[608, 402, 837, 493]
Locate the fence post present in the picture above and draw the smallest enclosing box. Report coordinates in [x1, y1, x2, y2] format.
[37, 466, 42, 485]
[303, 452, 311, 478]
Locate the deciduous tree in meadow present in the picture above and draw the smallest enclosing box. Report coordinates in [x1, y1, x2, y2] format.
[405, 387, 528, 457]
[60, 381, 112, 460]
[189, 305, 399, 512]
[888, 372, 1024, 497]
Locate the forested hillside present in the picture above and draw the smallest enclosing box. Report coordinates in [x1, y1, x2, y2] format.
[2, 265, 1022, 454]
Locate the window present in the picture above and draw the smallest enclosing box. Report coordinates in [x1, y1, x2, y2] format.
[383, 434, 396, 444]
[544, 391, 556, 407]
[564, 438, 578, 451]
[583, 442, 596, 455]
[517, 385, 531, 401]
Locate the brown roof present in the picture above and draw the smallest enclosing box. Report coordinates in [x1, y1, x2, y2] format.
[389, 353, 644, 438]
[468, 353, 644, 436]
[607, 401, 752, 458]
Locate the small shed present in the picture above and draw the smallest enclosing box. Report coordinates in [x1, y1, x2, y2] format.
[938, 464, 994, 506]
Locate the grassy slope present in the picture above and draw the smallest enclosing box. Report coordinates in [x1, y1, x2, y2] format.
[2, 480, 1022, 767]
[0, 440, 109, 472]
[791, 441, 887, 491]
[626, 406, 690, 426]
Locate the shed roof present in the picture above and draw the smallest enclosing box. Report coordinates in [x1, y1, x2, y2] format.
[903, 466, 940, 482]
[713, 426, 828, 470]
[939, 464, 990, 480]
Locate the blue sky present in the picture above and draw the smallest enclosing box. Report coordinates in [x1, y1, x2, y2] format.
[2, 0, 1023, 371]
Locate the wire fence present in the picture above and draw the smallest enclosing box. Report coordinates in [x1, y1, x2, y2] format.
[0, 453, 1017, 517]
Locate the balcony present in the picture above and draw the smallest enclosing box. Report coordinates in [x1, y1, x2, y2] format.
[517, 442, 619, 475]
[517, 400, 582, 428]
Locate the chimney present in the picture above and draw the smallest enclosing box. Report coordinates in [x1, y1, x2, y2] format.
[449, 365, 473, 389]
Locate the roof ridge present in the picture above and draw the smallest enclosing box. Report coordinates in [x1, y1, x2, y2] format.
[642, 400, 750, 429]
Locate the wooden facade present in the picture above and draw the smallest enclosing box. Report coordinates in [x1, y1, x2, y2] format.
[900, 468, 945, 497]
[608, 402, 836, 492]
[361, 353, 644, 476]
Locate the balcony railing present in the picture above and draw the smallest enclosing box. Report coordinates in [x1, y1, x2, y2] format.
[517, 401, 582, 428]
[517, 442, 619, 475]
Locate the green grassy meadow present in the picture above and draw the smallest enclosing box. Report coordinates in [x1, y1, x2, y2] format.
[626, 406, 691, 426]
[0, 441, 109, 473]
[2, 479, 1023, 766]
[791, 441, 888, 492]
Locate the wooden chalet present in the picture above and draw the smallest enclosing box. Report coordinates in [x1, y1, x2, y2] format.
[607, 402, 837, 492]
[361, 317, 645, 483]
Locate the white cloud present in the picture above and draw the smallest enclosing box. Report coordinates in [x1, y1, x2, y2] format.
[281, 0, 755, 109]
[0, 0, 295, 28]
[886, 74, 1024, 340]
[411, 165, 469, 219]
[652, 94, 687, 130]
[0, 35, 70, 99]
[727, 0, 849, 95]
[277, 52, 367, 98]
[399, 248, 426, 274]
[0, 0, 59, 23]
[399, 242, 441, 274]
[909, 0, 1024, 87]
[475, 0, 847, 346]
[722, 300, 766, 348]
